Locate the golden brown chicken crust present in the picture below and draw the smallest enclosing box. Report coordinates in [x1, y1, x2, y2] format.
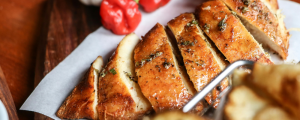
[221, 0, 289, 59]
[56, 59, 99, 119]
[167, 13, 229, 106]
[97, 43, 152, 120]
[97, 65, 139, 120]
[134, 23, 202, 113]
[196, 0, 273, 64]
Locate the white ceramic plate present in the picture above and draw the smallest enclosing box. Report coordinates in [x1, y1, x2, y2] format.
[0, 100, 9, 120]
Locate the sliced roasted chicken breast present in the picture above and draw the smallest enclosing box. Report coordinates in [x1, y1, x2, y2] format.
[196, 0, 273, 64]
[134, 23, 204, 113]
[221, 0, 290, 59]
[167, 13, 229, 107]
[56, 56, 103, 119]
[97, 33, 152, 120]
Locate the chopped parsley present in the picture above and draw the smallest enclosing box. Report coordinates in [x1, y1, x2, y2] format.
[204, 23, 210, 33]
[242, 7, 249, 13]
[163, 62, 172, 69]
[195, 60, 205, 67]
[155, 51, 163, 57]
[100, 69, 107, 77]
[218, 15, 227, 31]
[124, 71, 136, 82]
[243, 0, 250, 6]
[192, 20, 198, 25]
[109, 68, 117, 75]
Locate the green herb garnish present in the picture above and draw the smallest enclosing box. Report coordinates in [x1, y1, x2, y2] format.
[109, 68, 117, 75]
[242, 7, 249, 13]
[163, 62, 172, 69]
[192, 20, 198, 25]
[204, 23, 210, 33]
[187, 23, 191, 26]
[100, 69, 107, 77]
[181, 41, 190, 45]
[140, 59, 146, 66]
[195, 60, 205, 67]
[190, 42, 195, 46]
[135, 62, 140, 67]
[218, 15, 227, 31]
[155, 51, 163, 57]
[243, 0, 250, 6]
[146, 57, 152, 62]
[94, 68, 100, 74]
[124, 71, 136, 82]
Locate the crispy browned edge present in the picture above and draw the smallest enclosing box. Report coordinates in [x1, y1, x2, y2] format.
[56, 58, 98, 119]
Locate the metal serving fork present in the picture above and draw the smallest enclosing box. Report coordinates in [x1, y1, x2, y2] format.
[183, 60, 255, 113]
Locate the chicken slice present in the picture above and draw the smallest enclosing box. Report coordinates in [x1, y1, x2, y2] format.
[56, 56, 103, 119]
[134, 23, 204, 114]
[167, 13, 229, 107]
[196, 0, 273, 64]
[97, 33, 152, 120]
[220, 0, 290, 59]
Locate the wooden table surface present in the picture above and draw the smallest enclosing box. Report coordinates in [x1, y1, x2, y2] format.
[0, 0, 299, 119]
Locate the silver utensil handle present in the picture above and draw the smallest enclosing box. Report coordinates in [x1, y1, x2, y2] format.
[183, 60, 254, 113]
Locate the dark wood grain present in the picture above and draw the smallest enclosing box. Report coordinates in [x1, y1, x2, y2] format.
[34, 0, 101, 119]
[0, 66, 18, 120]
[0, 0, 47, 119]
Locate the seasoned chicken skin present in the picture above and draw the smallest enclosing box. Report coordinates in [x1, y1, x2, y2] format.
[167, 13, 229, 106]
[196, 0, 273, 64]
[97, 33, 152, 120]
[134, 23, 204, 113]
[56, 56, 103, 119]
[220, 0, 289, 59]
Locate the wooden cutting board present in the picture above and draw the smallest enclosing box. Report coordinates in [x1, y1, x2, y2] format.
[34, 0, 101, 119]
[0, 66, 18, 120]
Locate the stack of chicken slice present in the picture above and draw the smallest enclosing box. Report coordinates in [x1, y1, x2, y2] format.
[57, 0, 290, 119]
[167, 13, 228, 108]
[134, 23, 204, 114]
[196, 0, 273, 64]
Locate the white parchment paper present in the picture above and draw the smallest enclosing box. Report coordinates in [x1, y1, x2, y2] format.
[20, 0, 300, 119]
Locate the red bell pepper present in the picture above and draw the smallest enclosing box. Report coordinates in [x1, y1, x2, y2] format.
[139, 0, 170, 13]
[100, 0, 141, 35]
